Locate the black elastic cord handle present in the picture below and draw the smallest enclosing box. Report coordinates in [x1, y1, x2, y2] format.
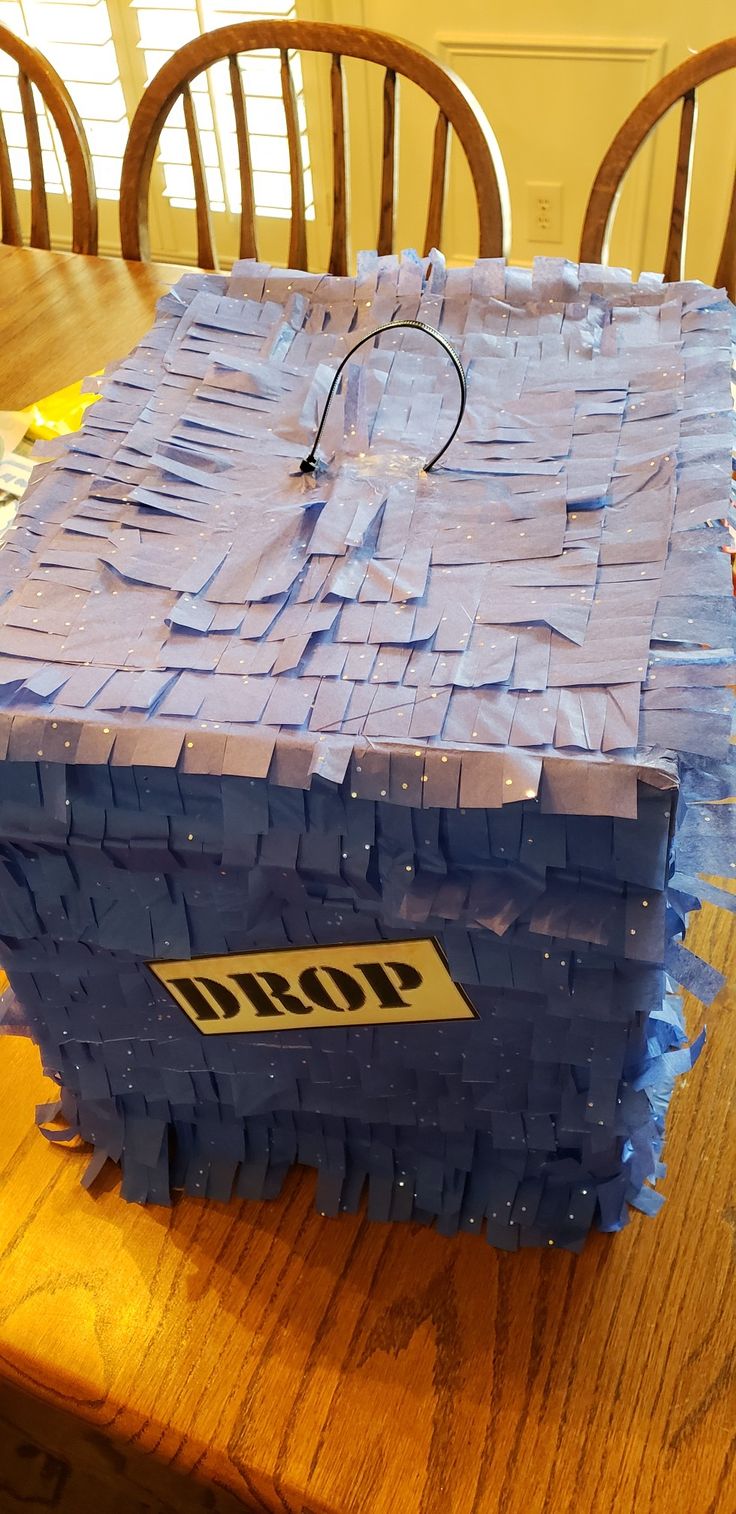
[300, 319, 467, 475]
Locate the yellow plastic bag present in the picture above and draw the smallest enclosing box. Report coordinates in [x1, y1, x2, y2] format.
[22, 373, 102, 440]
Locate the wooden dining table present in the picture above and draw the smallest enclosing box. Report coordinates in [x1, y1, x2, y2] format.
[0, 243, 734, 1514]
[0, 244, 187, 411]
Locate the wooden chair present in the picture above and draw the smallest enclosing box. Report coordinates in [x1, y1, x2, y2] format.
[119, 20, 510, 272]
[580, 37, 736, 299]
[0, 23, 97, 255]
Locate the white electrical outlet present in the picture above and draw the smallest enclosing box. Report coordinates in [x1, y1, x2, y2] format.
[528, 182, 563, 243]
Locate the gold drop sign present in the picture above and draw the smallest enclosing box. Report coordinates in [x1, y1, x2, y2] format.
[149, 937, 477, 1035]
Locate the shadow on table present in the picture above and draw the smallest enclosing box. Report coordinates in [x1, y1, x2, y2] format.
[98, 1150, 615, 1402]
[0, 1375, 263, 1514]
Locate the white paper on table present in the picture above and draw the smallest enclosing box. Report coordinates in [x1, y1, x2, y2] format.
[0, 411, 29, 456]
[0, 451, 34, 498]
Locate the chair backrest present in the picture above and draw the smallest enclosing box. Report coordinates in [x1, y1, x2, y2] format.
[580, 37, 736, 298]
[0, 23, 97, 255]
[120, 20, 510, 271]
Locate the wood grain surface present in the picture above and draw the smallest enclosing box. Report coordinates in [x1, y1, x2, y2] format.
[0, 888, 733, 1514]
[0, 246, 183, 410]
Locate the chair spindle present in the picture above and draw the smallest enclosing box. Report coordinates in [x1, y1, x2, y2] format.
[229, 54, 257, 261]
[18, 70, 49, 248]
[329, 53, 348, 276]
[281, 48, 307, 269]
[182, 82, 217, 269]
[664, 88, 697, 282]
[714, 158, 736, 295]
[378, 67, 398, 256]
[0, 108, 21, 245]
[423, 110, 449, 255]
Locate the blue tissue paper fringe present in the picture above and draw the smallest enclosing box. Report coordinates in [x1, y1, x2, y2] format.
[0, 760, 718, 1252]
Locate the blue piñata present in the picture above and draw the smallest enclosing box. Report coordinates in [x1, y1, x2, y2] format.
[0, 253, 732, 1251]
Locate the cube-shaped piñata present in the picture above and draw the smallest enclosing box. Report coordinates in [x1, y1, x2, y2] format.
[0, 253, 733, 1251]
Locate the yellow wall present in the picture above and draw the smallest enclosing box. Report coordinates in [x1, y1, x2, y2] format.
[314, 0, 735, 283]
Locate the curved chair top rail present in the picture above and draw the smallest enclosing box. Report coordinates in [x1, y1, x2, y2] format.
[580, 36, 736, 297]
[120, 19, 511, 272]
[0, 21, 97, 255]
